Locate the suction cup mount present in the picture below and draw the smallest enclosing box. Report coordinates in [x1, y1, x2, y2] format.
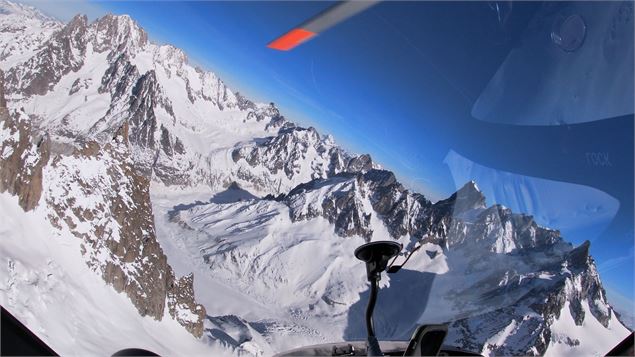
[355, 241, 401, 282]
[354, 241, 401, 356]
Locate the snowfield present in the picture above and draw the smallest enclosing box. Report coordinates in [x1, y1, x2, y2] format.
[546, 301, 630, 357]
[151, 183, 369, 353]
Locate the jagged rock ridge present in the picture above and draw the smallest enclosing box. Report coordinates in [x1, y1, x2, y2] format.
[0, 69, 207, 337]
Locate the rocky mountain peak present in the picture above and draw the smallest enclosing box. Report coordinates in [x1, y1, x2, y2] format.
[91, 13, 148, 56]
[126, 69, 178, 174]
[566, 240, 592, 269]
[347, 153, 374, 173]
[59, 14, 88, 52]
[362, 169, 398, 189]
[0, 0, 57, 23]
[154, 43, 187, 68]
[66, 13, 88, 31]
[434, 180, 487, 217]
[0, 6, 62, 71]
[286, 173, 374, 239]
[5, 12, 87, 96]
[455, 180, 487, 211]
[235, 91, 256, 111]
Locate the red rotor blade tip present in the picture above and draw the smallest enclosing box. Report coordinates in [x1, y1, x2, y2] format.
[267, 28, 316, 51]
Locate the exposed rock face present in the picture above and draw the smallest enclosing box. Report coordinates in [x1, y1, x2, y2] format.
[4, 10, 147, 97]
[434, 180, 487, 216]
[446, 240, 612, 355]
[346, 153, 374, 173]
[283, 169, 434, 241]
[235, 92, 256, 111]
[91, 13, 148, 57]
[234, 127, 332, 180]
[281, 171, 626, 354]
[0, 65, 206, 337]
[0, 117, 49, 211]
[0, 71, 49, 211]
[129, 70, 172, 152]
[286, 173, 374, 239]
[530, 241, 612, 328]
[426, 184, 619, 355]
[246, 102, 280, 123]
[167, 273, 206, 337]
[0, 1, 63, 68]
[363, 169, 433, 238]
[123, 70, 195, 185]
[41, 122, 205, 337]
[286, 173, 564, 255]
[98, 53, 140, 101]
[6, 14, 87, 96]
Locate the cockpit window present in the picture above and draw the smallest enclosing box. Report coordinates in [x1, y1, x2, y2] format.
[0, 1, 632, 356]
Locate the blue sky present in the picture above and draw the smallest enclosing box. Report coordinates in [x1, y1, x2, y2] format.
[29, 1, 634, 307]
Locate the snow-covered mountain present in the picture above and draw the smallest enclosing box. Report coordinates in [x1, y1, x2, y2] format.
[167, 176, 629, 356]
[0, 2, 630, 356]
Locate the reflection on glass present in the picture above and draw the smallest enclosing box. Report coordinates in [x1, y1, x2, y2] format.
[444, 150, 619, 242]
[473, 1, 634, 126]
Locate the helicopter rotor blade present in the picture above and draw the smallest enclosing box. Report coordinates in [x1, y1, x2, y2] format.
[267, 1, 380, 51]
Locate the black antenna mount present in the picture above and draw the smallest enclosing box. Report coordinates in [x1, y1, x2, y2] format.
[354, 241, 401, 356]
